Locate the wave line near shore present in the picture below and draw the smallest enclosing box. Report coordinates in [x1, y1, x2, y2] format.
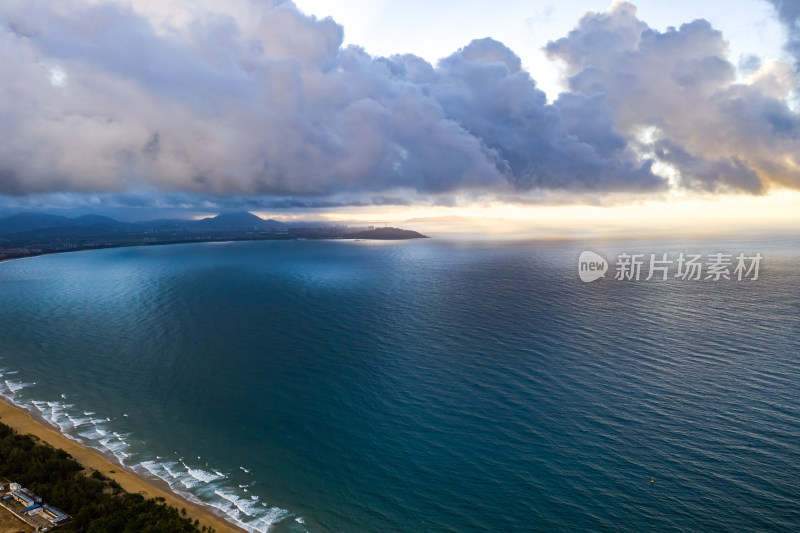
[0, 390, 273, 533]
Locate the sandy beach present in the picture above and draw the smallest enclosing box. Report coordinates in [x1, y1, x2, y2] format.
[0, 396, 246, 533]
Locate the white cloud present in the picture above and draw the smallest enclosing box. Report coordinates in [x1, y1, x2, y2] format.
[0, 0, 797, 212]
[546, 1, 800, 193]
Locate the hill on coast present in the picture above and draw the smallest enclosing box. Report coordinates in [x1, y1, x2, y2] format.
[351, 227, 428, 239]
[0, 211, 285, 236]
[0, 212, 428, 261]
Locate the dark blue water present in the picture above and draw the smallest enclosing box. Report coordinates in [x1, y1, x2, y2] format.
[0, 238, 799, 532]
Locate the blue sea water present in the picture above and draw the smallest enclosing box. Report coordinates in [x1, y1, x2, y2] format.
[0, 237, 799, 532]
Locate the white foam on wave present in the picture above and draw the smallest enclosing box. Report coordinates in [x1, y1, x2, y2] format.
[66, 413, 93, 428]
[162, 461, 180, 480]
[31, 400, 71, 431]
[31, 399, 47, 410]
[140, 460, 163, 479]
[183, 463, 225, 484]
[5, 396, 89, 452]
[211, 488, 289, 532]
[140, 460, 193, 488]
[134, 456, 297, 533]
[77, 417, 112, 441]
[1, 385, 300, 533]
[4, 379, 32, 393]
[99, 436, 131, 462]
[1, 390, 132, 481]
[157, 461, 203, 490]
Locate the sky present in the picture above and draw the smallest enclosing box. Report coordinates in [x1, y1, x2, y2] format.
[1, 0, 799, 235]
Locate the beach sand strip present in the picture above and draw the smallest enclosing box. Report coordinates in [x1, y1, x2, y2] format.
[0, 397, 246, 533]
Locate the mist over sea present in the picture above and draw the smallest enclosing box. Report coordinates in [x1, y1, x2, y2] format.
[0, 237, 799, 532]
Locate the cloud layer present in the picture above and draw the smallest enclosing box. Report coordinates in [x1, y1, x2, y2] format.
[546, 1, 800, 193]
[765, 0, 800, 70]
[0, 0, 798, 211]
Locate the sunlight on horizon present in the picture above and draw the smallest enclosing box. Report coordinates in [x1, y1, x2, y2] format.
[256, 189, 800, 238]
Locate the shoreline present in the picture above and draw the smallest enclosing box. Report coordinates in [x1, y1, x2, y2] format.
[0, 227, 429, 264]
[0, 237, 288, 264]
[0, 396, 247, 533]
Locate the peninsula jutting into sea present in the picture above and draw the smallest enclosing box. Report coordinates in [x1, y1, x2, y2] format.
[0, 212, 428, 262]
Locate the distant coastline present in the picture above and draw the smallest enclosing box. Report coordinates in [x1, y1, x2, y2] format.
[0, 215, 429, 532]
[0, 211, 428, 263]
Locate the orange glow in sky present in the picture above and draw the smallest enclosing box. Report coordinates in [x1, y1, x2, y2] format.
[256, 189, 800, 238]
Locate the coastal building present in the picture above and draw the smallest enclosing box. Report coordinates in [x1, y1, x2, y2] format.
[3, 482, 71, 526]
[12, 491, 35, 507]
[11, 488, 42, 507]
[42, 504, 70, 525]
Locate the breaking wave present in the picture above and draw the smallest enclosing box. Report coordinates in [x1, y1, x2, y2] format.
[0, 378, 303, 532]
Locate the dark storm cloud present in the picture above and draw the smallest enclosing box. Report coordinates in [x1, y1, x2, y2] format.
[423, 38, 663, 192]
[0, 0, 664, 206]
[0, 189, 423, 218]
[653, 140, 762, 192]
[0, 0, 798, 211]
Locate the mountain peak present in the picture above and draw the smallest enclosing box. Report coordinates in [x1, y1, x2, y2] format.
[206, 211, 263, 222]
[195, 212, 283, 229]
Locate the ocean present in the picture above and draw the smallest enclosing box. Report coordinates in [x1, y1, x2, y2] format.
[0, 237, 798, 532]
